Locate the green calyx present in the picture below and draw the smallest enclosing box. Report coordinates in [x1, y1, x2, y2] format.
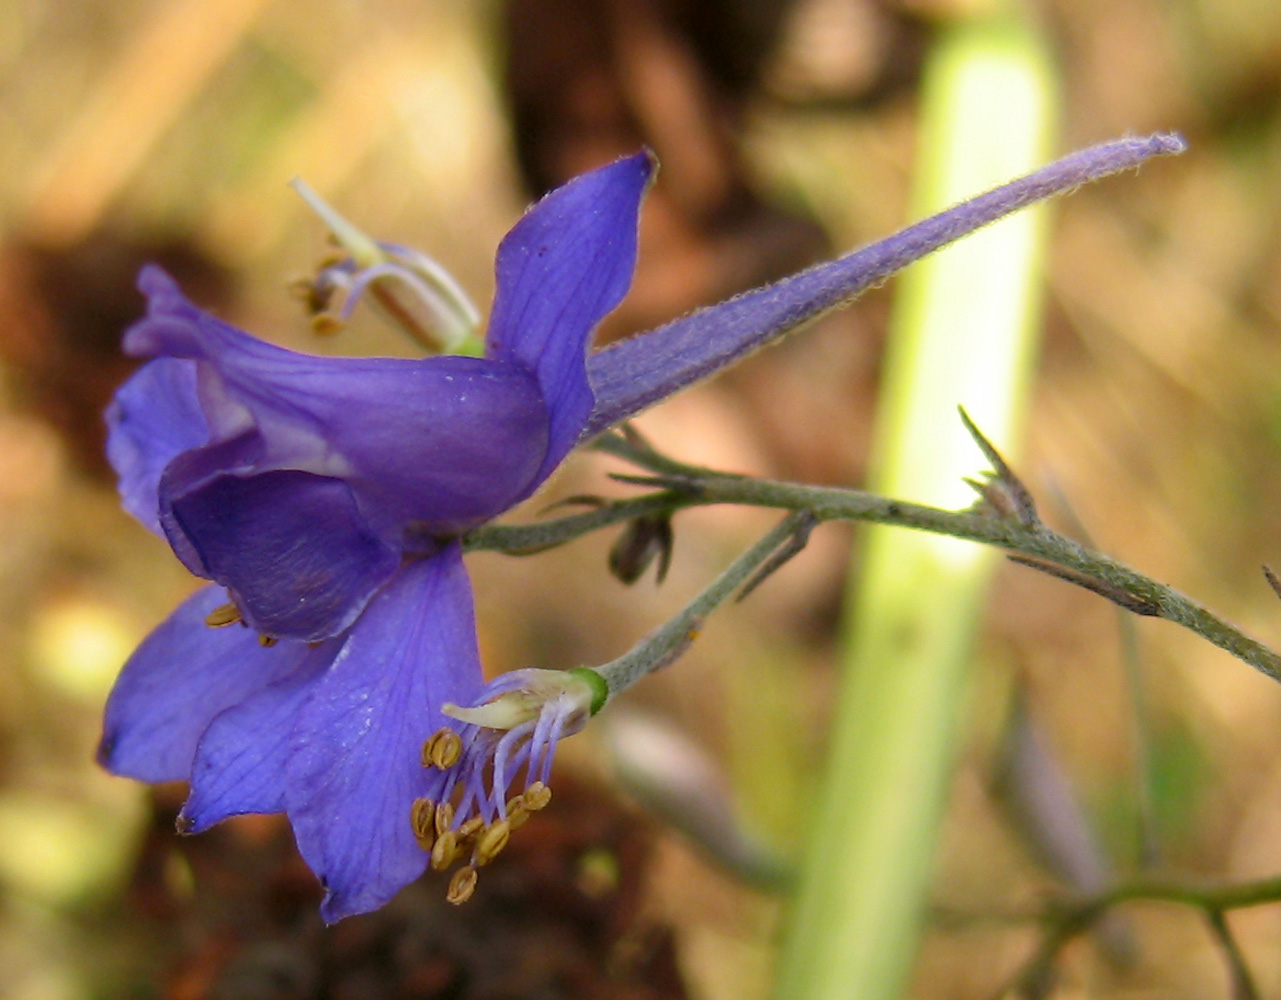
[569, 668, 609, 716]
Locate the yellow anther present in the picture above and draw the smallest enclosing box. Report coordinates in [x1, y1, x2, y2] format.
[434, 801, 455, 839]
[317, 247, 347, 269]
[204, 603, 242, 628]
[287, 277, 317, 301]
[310, 313, 344, 337]
[505, 797, 530, 831]
[420, 729, 462, 770]
[430, 831, 459, 871]
[446, 865, 478, 905]
[258, 634, 278, 648]
[475, 820, 511, 867]
[523, 782, 552, 812]
[457, 816, 484, 841]
[410, 798, 436, 848]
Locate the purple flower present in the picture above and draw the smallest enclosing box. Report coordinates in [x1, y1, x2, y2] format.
[99, 134, 1184, 921]
[100, 153, 653, 921]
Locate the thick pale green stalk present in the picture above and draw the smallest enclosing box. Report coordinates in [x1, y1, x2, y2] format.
[774, 10, 1058, 1000]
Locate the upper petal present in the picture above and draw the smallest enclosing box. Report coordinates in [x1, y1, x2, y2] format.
[98, 585, 312, 783]
[487, 153, 652, 486]
[106, 357, 209, 535]
[126, 266, 550, 532]
[284, 545, 483, 922]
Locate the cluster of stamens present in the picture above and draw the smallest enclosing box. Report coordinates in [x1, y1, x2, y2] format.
[412, 727, 552, 904]
[286, 179, 481, 352]
[289, 248, 350, 336]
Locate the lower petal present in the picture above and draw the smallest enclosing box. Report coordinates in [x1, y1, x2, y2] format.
[180, 639, 341, 832]
[284, 544, 483, 922]
[99, 586, 312, 783]
[163, 468, 400, 642]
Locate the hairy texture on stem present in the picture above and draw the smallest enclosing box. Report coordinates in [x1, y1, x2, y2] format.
[583, 134, 1186, 434]
[467, 433, 1281, 684]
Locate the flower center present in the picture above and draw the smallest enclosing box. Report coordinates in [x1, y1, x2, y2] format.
[409, 667, 605, 903]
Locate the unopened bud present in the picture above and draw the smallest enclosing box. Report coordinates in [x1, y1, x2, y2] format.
[609, 514, 675, 585]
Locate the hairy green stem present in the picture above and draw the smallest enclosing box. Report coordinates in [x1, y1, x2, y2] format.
[591, 512, 810, 699]
[466, 467, 1281, 683]
[992, 873, 1281, 1000]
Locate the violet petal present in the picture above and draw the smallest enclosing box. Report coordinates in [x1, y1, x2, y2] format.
[488, 153, 652, 484]
[179, 639, 341, 831]
[128, 266, 550, 532]
[106, 357, 208, 535]
[284, 545, 483, 922]
[98, 585, 311, 783]
[161, 468, 401, 642]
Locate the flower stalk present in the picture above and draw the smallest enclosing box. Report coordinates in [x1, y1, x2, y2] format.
[468, 435, 1281, 684]
[594, 512, 815, 700]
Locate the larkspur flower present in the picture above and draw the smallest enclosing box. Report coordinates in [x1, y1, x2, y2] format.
[99, 134, 1185, 921]
[100, 153, 653, 921]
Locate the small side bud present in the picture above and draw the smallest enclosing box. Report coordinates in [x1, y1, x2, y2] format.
[609, 514, 675, 585]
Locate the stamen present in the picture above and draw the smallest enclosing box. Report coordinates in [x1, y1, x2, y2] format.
[475, 820, 511, 866]
[446, 865, 478, 905]
[491, 722, 536, 812]
[287, 276, 318, 302]
[310, 313, 344, 336]
[413, 670, 600, 902]
[204, 603, 242, 628]
[431, 830, 460, 871]
[317, 246, 347, 270]
[434, 800, 455, 838]
[505, 796, 530, 831]
[258, 634, 278, 648]
[421, 728, 462, 770]
[524, 782, 552, 812]
[410, 798, 436, 849]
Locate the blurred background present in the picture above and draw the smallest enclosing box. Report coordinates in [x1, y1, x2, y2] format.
[1, 0, 1281, 997]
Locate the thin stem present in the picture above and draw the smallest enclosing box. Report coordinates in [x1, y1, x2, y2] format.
[990, 874, 1281, 1000]
[1090, 873, 1281, 912]
[1205, 910, 1261, 1000]
[592, 512, 811, 699]
[468, 467, 1281, 683]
